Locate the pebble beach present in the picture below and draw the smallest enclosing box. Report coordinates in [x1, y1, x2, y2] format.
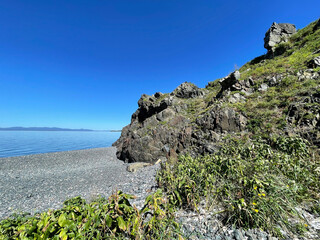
[0, 147, 159, 220]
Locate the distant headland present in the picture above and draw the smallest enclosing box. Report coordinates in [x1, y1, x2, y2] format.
[0, 127, 121, 132]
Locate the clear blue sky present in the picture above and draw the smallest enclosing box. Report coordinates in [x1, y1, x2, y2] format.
[0, 0, 319, 130]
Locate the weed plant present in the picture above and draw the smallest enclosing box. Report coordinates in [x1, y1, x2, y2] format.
[157, 136, 320, 237]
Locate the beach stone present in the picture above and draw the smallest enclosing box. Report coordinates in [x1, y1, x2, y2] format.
[234, 229, 245, 240]
[126, 162, 152, 172]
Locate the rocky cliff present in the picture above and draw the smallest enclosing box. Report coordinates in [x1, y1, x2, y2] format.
[113, 19, 320, 163]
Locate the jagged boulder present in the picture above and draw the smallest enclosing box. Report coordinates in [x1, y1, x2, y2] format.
[174, 82, 204, 98]
[219, 71, 240, 90]
[113, 111, 193, 163]
[264, 22, 296, 53]
[216, 71, 254, 98]
[132, 94, 173, 123]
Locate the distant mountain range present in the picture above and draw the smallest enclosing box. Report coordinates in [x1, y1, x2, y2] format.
[0, 127, 121, 132]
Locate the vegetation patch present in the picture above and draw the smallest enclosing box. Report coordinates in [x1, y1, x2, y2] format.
[157, 136, 320, 238]
[0, 191, 180, 239]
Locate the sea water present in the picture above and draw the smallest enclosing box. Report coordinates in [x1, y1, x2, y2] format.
[0, 131, 121, 158]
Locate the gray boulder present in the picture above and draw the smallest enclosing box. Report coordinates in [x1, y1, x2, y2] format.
[264, 22, 296, 53]
[229, 92, 246, 103]
[196, 106, 247, 133]
[219, 71, 240, 90]
[132, 94, 172, 123]
[174, 82, 204, 98]
[217, 72, 255, 98]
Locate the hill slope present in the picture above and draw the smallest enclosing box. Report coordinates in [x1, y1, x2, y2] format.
[114, 18, 320, 164]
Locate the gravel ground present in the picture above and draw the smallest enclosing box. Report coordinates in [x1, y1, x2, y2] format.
[0, 147, 319, 239]
[174, 203, 320, 240]
[0, 147, 159, 220]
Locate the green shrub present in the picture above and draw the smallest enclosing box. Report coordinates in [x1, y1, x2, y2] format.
[0, 190, 181, 239]
[157, 136, 320, 237]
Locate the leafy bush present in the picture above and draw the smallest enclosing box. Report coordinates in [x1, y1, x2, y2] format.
[157, 136, 320, 237]
[0, 190, 181, 239]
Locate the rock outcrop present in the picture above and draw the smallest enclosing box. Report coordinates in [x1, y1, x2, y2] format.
[113, 80, 247, 163]
[264, 22, 296, 54]
[219, 71, 240, 91]
[173, 82, 205, 98]
[287, 92, 320, 147]
[114, 19, 320, 163]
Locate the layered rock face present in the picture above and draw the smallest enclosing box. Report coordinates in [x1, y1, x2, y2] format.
[113, 80, 248, 163]
[264, 22, 296, 54]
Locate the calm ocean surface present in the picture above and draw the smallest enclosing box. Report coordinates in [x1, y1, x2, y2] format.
[0, 131, 121, 158]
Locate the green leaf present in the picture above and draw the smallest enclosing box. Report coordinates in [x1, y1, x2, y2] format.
[58, 214, 67, 227]
[106, 215, 112, 228]
[59, 229, 68, 240]
[174, 190, 182, 203]
[117, 216, 126, 231]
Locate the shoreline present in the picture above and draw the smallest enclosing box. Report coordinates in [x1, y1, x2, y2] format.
[0, 146, 115, 159]
[0, 147, 159, 220]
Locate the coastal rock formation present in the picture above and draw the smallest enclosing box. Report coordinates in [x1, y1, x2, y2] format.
[264, 22, 296, 54]
[113, 78, 249, 163]
[114, 19, 320, 163]
[113, 78, 248, 163]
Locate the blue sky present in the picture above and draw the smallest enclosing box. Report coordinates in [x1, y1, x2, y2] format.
[0, 0, 319, 130]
